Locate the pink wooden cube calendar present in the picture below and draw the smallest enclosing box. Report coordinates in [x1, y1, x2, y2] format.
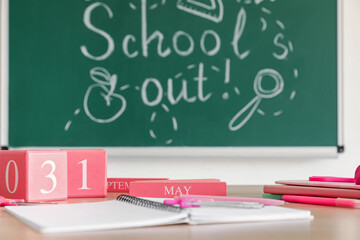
[65, 149, 107, 198]
[0, 150, 67, 201]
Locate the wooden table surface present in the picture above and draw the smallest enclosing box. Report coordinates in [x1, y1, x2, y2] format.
[1, 186, 360, 240]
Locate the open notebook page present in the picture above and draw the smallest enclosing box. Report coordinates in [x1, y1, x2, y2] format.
[188, 206, 313, 224]
[5, 199, 312, 233]
[5, 200, 188, 233]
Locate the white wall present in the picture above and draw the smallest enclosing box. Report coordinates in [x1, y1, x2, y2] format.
[107, 0, 360, 185]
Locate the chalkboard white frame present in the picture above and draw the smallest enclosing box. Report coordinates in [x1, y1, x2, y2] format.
[0, 0, 344, 156]
[0, 0, 9, 150]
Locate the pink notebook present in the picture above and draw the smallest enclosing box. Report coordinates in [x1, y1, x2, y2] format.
[263, 185, 360, 199]
[275, 180, 360, 190]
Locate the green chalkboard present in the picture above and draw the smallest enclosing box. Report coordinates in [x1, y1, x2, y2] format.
[8, 0, 339, 148]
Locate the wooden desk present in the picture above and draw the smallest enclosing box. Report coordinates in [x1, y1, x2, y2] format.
[1, 186, 360, 240]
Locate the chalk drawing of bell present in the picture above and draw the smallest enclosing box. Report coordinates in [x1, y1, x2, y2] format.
[176, 0, 224, 23]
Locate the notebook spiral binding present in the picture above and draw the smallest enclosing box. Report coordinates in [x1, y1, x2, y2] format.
[117, 195, 183, 213]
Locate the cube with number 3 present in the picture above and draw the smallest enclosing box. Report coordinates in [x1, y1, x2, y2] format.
[0, 150, 67, 201]
[65, 149, 107, 198]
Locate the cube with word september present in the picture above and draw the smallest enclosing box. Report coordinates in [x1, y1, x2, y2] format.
[0, 150, 67, 201]
[66, 149, 107, 198]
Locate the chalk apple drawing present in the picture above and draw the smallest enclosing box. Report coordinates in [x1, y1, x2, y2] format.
[83, 67, 127, 123]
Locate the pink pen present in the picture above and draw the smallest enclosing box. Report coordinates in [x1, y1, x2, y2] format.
[309, 176, 355, 183]
[171, 195, 284, 206]
[282, 195, 360, 208]
[163, 198, 205, 208]
[0, 196, 25, 206]
[0, 196, 57, 206]
[163, 198, 264, 208]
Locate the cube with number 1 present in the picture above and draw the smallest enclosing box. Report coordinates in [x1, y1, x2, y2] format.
[65, 149, 107, 198]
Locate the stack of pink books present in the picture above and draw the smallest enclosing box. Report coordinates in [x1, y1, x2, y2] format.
[264, 179, 360, 199]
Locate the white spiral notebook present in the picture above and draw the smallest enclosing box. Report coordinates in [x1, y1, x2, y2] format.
[5, 195, 313, 233]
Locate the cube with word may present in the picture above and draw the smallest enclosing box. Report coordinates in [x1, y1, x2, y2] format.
[65, 149, 107, 198]
[0, 150, 67, 201]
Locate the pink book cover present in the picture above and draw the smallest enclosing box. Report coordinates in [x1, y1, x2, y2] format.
[136, 179, 222, 183]
[107, 178, 168, 192]
[129, 181, 227, 198]
[275, 180, 360, 190]
[263, 185, 360, 199]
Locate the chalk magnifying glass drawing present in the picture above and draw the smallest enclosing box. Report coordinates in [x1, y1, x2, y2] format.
[229, 68, 284, 131]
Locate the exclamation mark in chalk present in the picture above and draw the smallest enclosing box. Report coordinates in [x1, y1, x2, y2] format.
[222, 59, 231, 100]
